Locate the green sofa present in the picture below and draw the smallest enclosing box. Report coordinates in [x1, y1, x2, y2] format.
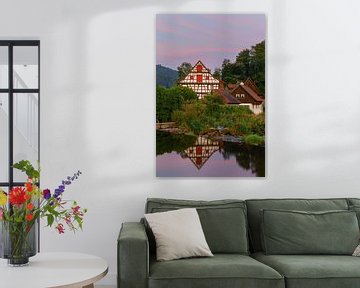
[118, 198, 360, 288]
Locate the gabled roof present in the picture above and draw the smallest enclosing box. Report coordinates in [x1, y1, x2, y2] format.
[230, 82, 264, 103]
[178, 60, 219, 87]
[241, 85, 264, 102]
[214, 89, 241, 104]
[227, 83, 237, 90]
[192, 60, 211, 73]
[244, 77, 262, 96]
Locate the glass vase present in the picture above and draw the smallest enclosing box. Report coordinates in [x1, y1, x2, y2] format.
[0, 220, 37, 266]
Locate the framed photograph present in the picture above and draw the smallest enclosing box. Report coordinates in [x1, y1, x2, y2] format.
[156, 14, 266, 177]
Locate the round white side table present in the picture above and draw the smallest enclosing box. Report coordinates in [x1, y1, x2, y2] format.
[0, 252, 108, 288]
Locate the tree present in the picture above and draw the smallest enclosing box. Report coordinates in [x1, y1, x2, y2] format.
[156, 85, 197, 122]
[218, 40, 265, 95]
[177, 62, 192, 81]
[221, 59, 237, 84]
[234, 49, 251, 80]
[170, 86, 198, 102]
[249, 41, 265, 95]
[213, 68, 221, 80]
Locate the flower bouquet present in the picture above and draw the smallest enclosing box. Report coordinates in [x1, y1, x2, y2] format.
[0, 160, 87, 266]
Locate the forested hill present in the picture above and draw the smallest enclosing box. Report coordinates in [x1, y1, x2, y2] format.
[156, 65, 178, 88]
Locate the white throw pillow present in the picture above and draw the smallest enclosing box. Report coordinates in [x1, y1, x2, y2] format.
[145, 208, 213, 261]
[353, 244, 360, 256]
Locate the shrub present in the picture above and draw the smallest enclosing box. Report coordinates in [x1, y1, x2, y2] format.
[243, 134, 265, 146]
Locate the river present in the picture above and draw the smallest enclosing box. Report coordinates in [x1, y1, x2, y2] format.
[156, 131, 265, 177]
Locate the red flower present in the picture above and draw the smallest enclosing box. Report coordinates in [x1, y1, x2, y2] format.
[26, 203, 34, 210]
[24, 193, 31, 200]
[26, 214, 33, 221]
[72, 205, 80, 215]
[9, 187, 26, 205]
[56, 223, 65, 234]
[65, 214, 71, 225]
[25, 182, 33, 192]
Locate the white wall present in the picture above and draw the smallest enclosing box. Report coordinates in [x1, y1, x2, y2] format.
[1, 0, 360, 285]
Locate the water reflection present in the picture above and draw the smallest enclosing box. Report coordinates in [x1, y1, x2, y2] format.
[181, 136, 221, 169]
[156, 131, 265, 177]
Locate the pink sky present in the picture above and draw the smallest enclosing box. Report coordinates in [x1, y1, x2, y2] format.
[156, 14, 266, 71]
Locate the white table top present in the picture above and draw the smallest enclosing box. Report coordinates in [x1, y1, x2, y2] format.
[0, 252, 108, 288]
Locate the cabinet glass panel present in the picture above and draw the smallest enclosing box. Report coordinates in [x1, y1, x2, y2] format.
[0, 93, 9, 182]
[13, 93, 39, 182]
[13, 46, 38, 89]
[0, 47, 8, 89]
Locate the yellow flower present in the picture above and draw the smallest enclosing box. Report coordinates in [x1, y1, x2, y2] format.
[0, 190, 7, 206]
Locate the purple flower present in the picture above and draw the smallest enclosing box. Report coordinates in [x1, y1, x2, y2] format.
[43, 189, 51, 200]
[54, 170, 82, 199]
[54, 189, 63, 198]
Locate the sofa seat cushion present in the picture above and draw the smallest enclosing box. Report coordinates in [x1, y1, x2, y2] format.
[252, 252, 360, 288]
[149, 254, 284, 288]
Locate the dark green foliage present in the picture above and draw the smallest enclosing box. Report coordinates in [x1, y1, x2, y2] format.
[156, 85, 198, 122]
[221, 40, 265, 95]
[221, 59, 237, 84]
[156, 65, 178, 88]
[250, 41, 265, 95]
[213, 68, 221, 80]
[177, 62, 192, 81]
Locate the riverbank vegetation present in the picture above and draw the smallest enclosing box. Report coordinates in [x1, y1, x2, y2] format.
[172, 95, 265, 146]
[156, 86, 265, 146]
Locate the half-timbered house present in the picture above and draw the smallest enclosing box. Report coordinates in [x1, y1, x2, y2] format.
[178, 60, 220, 99]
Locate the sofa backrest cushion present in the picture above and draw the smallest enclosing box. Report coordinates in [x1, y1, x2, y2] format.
[348, 198, 360, 207]
[261, 209, 359, 255]
[145, 198, 249, 254]
[347, 199, 360, 228]
[246, 198, 349, 252]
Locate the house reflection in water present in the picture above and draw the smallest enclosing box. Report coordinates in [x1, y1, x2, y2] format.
[181, 136, 222, 169]
[156, 130, 264, 177]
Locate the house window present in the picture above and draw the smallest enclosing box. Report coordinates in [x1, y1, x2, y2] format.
[0, 40, 40, 190]
[236, 94, 240, 99]
[241, 94, 245, 98]
[196, 65, 202, 72]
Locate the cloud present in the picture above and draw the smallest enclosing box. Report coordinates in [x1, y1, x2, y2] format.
[156, 14, 266, 70]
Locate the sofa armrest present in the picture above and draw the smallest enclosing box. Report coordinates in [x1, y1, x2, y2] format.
[118, 222, 149, 288]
